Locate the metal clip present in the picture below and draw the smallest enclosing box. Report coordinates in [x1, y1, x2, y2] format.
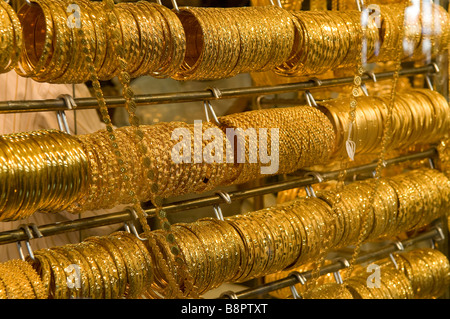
[365, 71, 377, 83]
[124, 207, 147, 241]
[288, 271, 307, 299]
[304, 185, 316, 198]
[57, 94, 77, 134]
[432, 226, 445, 248]
[355, 0, 365, 11]
[360, 72, 376, 97]
[212, 191, 231, 221]
[203, 87, 222, 126]
[156, 0, 179, 12]
[305, 79, 322, 106]
[428, 157, 436, 169]
[425, 75, 434, 91]
[213, 205, 224, 221]
[255, 95, 264, 110]
[430, 62, 440, 74]
[16, 224, 42, 261]
[304, 172, 324, 198]
[333, 270, 344, 284]
[309, 77, 323, 87]
[360, 83, 369, 96]
[304, 91, 318, 108]
[269, 0, 283, 8]
[333, 257, 350, 284]
[216, 190, 232, 205]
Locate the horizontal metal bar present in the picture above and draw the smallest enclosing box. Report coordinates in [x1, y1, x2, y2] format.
[0, 147, 437, 245]
[222, 226, 442, 299]
[0, 64, 437, 113]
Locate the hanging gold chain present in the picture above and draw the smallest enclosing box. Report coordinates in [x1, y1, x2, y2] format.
[102, 0, 200, 299]
[306, 7, 366, 290]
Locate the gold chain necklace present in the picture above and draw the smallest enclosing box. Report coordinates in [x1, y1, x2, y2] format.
[307, 8, 366, 290]
[102, 0, 199, 299]
[345, 0, 408, 278]
[74, 0, 198, 298]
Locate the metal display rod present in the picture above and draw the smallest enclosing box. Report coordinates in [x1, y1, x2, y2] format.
[219, 225, 445, 299]
[0, 64, 438, 113]
[0, 147, 437, 245]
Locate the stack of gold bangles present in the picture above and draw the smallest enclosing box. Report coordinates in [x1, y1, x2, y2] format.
[172, 6, 296, 80]
[16, 0, 186, 82]
[301, 248, 450, 299]
[0, 259, 47, 299]
[8, 0, 450, 81]
[28, 231, 153, 299]
[0, 130, 89, 221]
[376, 3, 450, 62]
[274, 10, 379, 76]
[0, 0, 22, 74]
[71, 105, 336, 213]
[319, 89, 450, 159]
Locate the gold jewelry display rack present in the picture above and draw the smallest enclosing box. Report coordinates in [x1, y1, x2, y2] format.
[0, 60, 449, 298]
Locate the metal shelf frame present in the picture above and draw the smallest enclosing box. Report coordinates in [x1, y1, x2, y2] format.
[0, 64, 438, 113]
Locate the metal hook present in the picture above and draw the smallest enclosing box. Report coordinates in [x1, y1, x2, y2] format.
[169, 0, 179, 12]
[359, 72, 375, 97]
[389, 240, 404, 269]
[216, 190, 232, 205]
[255, 96, 264, 110]
[333, 257, 350, 284]
[213, 205, 224, 221]
[365, 71, 377, 83]
[203, 87, 222, 126]
[305, 171, 324, 183]
[429, 225, 445, 249]
[304, 91, 318, 107]
[336, 257, 351, 268]
[16, 224, 41, 261]
[309, 77, 323, 87]
[355, 0, 365, 11]
[304, 172, 324, 198]
[360, 83, 369, 96]
[333, 270, 344, 284]
[428, 157, 436, 169]
[432, 226, 445, 243]
[57, 94, 77, 134]
[304, 185, 316, 198]
[212, 191, 231, 221]
[206, 86, 223, 99]
[155, 0, 179, 12]
[430, 62, 440, 74]
[425, 75, 434, 91]
[269, 0, 283, 8]
[124, 207, 147, 241]
[203, 101, 221, 126]
[288, 271, 307, 299]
